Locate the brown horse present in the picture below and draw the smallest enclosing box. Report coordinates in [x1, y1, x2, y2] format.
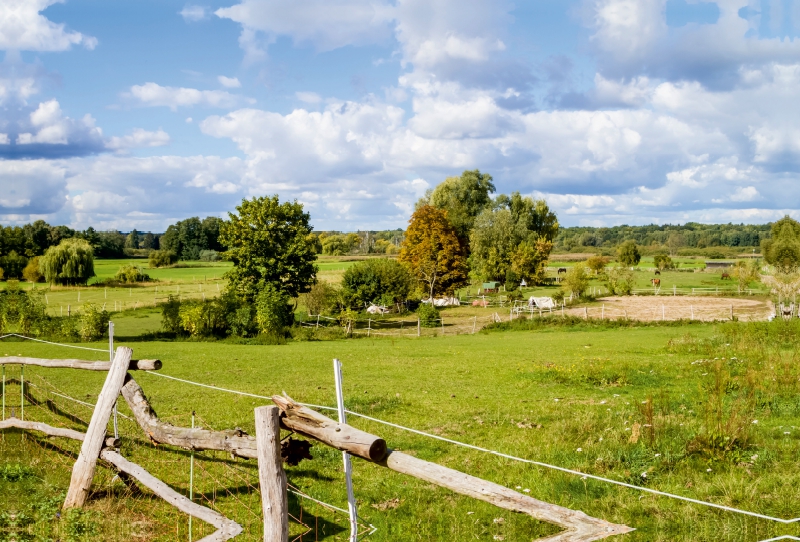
[721, 272, 730, 280]
[557, 267, 568, 275]
[651, 278, 661, 287]
[654, 270, 661, 276]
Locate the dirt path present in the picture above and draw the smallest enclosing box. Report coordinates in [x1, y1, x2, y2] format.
[567, 295, 773, 322]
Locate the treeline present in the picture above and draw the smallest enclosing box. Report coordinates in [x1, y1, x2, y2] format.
[555, 223, 770, 252]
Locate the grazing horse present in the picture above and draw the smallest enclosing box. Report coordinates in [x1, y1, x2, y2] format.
[654, 270, 661, 276]
[651, 278, 661, 287]
[557, 267, 568, 275]
[721, 272, 730, 280]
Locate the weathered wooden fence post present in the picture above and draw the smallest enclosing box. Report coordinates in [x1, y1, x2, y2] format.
[64, 346, 133, 509]
[417, 318, 420, 337]
[255, 405, 288, 542]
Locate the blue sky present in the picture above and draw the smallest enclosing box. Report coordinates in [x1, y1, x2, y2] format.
[3, 0, 800, 231]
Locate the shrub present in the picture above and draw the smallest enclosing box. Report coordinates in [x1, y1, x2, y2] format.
[227, 305, 257, 337]
[178, 299, 229, 337]
[340, 258, 414, 309]
[149, 250, 178, 268]
[160, 295, 182, 333]
[40, 239, 95, 285]
[586, 255, 610, 274]
[653, 252, 675, 270]
[255, 284, 294, 334]
[114, 264, 150, 283]
[78, 303, 109, 342]
[199, 250, 220, 262]
[562, 263, 589, 299]
[302, 281, 339, 315]
[22, 257, 44, 283]
[416, 302, 440, 327]
[605, 266, 635, 295]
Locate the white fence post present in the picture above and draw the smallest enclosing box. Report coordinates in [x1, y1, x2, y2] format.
[333, 359, 359, 542]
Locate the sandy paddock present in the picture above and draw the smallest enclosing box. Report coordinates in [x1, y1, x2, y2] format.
[565, 295, 773, 322]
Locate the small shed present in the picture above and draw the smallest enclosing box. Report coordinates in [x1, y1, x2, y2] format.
[482, 281, 500, 293]
[705, 261, 734, 269]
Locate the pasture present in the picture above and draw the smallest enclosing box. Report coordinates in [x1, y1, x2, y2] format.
[2, 319, 800, 541]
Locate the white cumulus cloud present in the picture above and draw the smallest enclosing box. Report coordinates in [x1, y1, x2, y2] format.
[125, 82, 253, 110]
[0, 0, 97, 52]
[106, 128, 171, 151]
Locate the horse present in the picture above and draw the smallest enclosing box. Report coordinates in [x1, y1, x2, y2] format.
[651, 278, 661, 287]
[557, 267, 567, 275]
[654, 270, 661, 276]
[721, 272, 730, 280]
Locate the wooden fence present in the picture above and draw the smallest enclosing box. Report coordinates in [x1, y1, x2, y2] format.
[0, 352, 633, 541]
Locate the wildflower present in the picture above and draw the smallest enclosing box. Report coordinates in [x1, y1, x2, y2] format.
[640, 472, 647, 478]
[752, 420, 758, 424]
[554, 398, 559, 402]
[523, 489, 530, 493]
[493, 518, 505, 524]
[576, 448, 583, 452]
[654, 454, 661, 457]
[599, 437, 603, 442]
[751, 455, 758, 461]
[784, 432, 791, 435]
[600, 400, 607, 404]
[706, 468, 712, 472]
[515, 486, 522, 489]
[467, 511, 474, 515]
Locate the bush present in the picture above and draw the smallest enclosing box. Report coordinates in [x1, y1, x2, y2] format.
[653, 252, 675, 270]
[199, 250, 220, 262]
[78, 303, 109, 342]
[178, 299, 229, 337]
[586, 255, 610, 274]
[22, 257, 44, 283]
[255, 284, 294, 334]
[416, 302, 440, 327]
[227, 304, 257, 337]
[149, 250, 178, 268]
[160, 295, 182, 333]
[340, 258, 414, 309]
[302, 281, 339, 315]
[563, 263, 589, 299]
[605, 266, 635, 295]
[114, 264, 150, 283]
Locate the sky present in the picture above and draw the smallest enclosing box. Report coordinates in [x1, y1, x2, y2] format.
[2, 0, 800, 232]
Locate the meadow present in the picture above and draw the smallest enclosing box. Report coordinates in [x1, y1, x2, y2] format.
[2, 318, 800, 541]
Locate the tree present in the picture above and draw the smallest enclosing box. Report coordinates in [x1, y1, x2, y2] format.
[220, 195, 317, 302]
[762, 216, 800, 274]
[125, 229, 140, 249]
[605, 266, 635, 295]
[40, 238, 95, 286]
[0, 251, 28, 279]
[399, 205, 468, 299]
[666, 233, 685, 256]
[255, 283, 294, 334]
[586, 255, 610, 275]
[149, 249, 177, 268]
[202, 216, 225, 252]
[426, 169, 496, 244]
[22, 257, 44, 283]
[141, 232, 156, 249]
[616, 240, 641, 267]
[469, 194, 558, 284]
[340, 258, 415, 308]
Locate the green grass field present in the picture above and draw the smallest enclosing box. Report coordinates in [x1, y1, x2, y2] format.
[2, 319, 800, 541]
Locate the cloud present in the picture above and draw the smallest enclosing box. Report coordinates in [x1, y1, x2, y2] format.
[0, 0, 97, 52]
[0, 160, 67, 214]
[180, 5, 208, 22]
[0, 99, 105, 158]
[295, 91, 321, 104]
[106, 128, 171, 151]
[583, 0, 800, 87]
[125, 82, 253, 110]
[217, 75, 241, 88]
[215, 0, 395, 62]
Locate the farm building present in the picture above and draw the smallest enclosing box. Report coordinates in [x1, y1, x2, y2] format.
[705, 261, 734, 269]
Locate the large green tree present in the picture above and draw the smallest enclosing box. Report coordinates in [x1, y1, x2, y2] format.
[220, 196, 317, 302]
[424, 169, 496, 244]
[341, 258, 415, 308]
[468, 194, 558, 284]
[39, 238, 95, 286]
[762, 216, 800, 274]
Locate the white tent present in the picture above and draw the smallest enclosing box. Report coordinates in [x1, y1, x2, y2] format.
[422, 297, 461, 307]
[528, 296, 555, 309]
[366, 304, 390, 314]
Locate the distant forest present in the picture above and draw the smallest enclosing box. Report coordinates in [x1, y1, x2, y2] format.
[0, 219, 773, 262]
[554, 223, 769, 255]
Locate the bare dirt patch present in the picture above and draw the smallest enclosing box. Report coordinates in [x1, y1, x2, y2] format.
[568, 295, 773, 322]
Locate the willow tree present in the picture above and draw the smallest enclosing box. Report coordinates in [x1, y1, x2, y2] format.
[399, 205, 468, 299]
[40, 238, 95, 286]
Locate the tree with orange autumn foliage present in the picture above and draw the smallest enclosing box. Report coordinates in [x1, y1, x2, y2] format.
[399, 205, 469, 299]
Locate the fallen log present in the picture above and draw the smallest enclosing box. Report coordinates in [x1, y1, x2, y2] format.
[100, 449, 242, 542]
[272, 394, 387, 462]
[120, 375, 258, 458]
[0, 356, 161, 371]
[0, 417, 120, 447]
